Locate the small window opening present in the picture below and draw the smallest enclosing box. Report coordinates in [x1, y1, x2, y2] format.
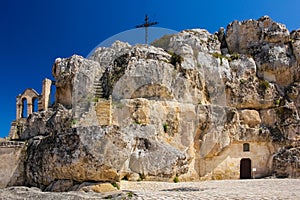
[243, 143, 250, 152]
[32, 97, 38, 113]
[50, 83, 56, 107]
[22, 98, 28, 118]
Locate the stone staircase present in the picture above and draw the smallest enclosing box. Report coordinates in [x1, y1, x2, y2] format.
[94, 78, 112, 125]
[94, 79, 104, 100]
[75, 77, 112, 126]
[74, 78, 104, 120]
[0, 141, 25, 148]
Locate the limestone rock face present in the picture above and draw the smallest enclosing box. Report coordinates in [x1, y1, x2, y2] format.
[25, 125, 188, 189]
[226, 16, 290, 54]
[291, 30, 300, 63]
[273, 144, 300, 178]
[239, 110, 261, 128]
[15, 105, 72, 140]
[25, 127, 121, 189]
[225, 55, 279, 109]
[226, 16, 298, 86]
[52, 55, 102, 113]
[4, 16, 300, 191]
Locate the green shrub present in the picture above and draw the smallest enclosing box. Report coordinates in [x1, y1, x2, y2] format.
[138, 173, 145, 181]
[127, 191, 133, 198]
[173, 176, 179, 183]
[212, 52, 240, 65]
[240, 79, 246, 84]
[93, 97, 99, 103]
[259, 80, 270, 91]
[230, 53, 241, 60]
[111, 182, 120, 190]
[163, 123, 169, 133]
[212, 52, 225, 65]
[168, 51, 184, 66]
[69, 119, 78, 127]
[134, 120, 141, 125]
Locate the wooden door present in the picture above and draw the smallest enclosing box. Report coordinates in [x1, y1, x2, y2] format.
[240, 158, 251, 179]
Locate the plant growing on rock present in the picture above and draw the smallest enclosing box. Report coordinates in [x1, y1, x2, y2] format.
[93, 97, 99, 103]
[163, 123, 169, 133]
[111, 182, 120, 190]
[127, 191, 134, 198]
[138, 173, 145, 181]
[259, 80, 270, 91]
[212, 52, 233, 65]
[212, 52, 240, 65]
[212, 52, 227, 65]
[173, 175, 179, 183]
[239, 79, 246, 84]
[168, 51, 184, 66]
[71, 119, 78, 125]
[67, 119, 78, 128]
[230, 53, 241, 60]
[134, 120, 141, 125]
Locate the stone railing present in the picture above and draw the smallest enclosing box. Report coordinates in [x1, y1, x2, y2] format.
[0, 141, 25, 148]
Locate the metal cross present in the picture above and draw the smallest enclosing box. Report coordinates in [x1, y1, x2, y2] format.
[135, 15, 158, 45]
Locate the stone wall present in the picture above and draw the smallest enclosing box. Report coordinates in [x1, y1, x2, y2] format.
[199, 142, 275, 180]
[0, 143, 25, 188]
[95, 97, 112, 126]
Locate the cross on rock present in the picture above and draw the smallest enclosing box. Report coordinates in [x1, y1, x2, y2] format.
[135, 15, 158, 45]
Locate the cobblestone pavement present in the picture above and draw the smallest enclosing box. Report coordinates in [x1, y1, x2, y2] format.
[120, 179, 300, 199]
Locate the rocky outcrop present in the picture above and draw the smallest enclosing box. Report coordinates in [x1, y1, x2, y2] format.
[273, 143, 300, 178]
[226, 16, 290, 54]
[226, 16, 298, 86]
[3, 16, 300, 191]
[24, 124, 188, 190]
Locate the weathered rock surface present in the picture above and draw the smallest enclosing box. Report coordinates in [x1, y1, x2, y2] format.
[226, 16, 298, 86]
[0, 143, 25, 188]
[24, 124, 187, 190]
[273, 143, 300, 178]
[0, 186, 129, 200]
[2, 16, 300, 192]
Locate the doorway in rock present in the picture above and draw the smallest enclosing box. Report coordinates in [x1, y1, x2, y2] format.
[240, 158, 252, 179]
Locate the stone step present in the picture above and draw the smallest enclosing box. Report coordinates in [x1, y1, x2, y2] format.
[95, 92, 103, 95]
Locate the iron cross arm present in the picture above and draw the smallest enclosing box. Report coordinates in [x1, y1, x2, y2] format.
[135, 21, 158, 28]
[135, 15, 159, 44]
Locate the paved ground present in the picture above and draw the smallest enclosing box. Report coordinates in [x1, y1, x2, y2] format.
[120, 179, 300, 199]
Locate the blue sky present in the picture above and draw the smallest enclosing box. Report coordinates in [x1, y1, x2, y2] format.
[1, 0, 300, 138]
